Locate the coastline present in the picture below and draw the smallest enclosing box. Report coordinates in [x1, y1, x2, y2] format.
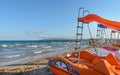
[0, 46, 91, 75]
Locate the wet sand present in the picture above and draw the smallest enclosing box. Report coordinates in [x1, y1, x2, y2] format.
[0, 46, 92, 75]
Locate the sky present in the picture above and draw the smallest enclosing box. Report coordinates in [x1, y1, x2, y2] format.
[0, 0, 120, 40]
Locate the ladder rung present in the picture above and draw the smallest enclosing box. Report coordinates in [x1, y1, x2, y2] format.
[97, 30, 100, 31]
[77, 26, 83, 28]
[75, 47, 81, 50]
[75, 47, 78, 50]
[96, 35, 100, 36]
[76, 33, 82, 35]
[76, 40, 82, 42]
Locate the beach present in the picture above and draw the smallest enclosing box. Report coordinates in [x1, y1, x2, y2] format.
[0, 58, 52, 75]
[0, 40, 79, 75]
[0, 46, 92, 75]
[0, 40, 78, 66]
[0, 54, 55, 75]
[0, 39, 111, 75]
[0, 0, 119, 75]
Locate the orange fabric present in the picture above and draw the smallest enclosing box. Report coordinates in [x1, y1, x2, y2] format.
[78, 14, 120, 30]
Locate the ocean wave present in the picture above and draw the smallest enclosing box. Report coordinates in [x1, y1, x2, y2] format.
[34, 50, 46, 54]
[15, 44, 20, 46]
[64, 45, 68, 47]
[27, 45, 38, 48]
[43, 46, 52, 48]
[1, 45, 8, 47]
[0, 44, 19, 48]
[5, 54, 21, 58]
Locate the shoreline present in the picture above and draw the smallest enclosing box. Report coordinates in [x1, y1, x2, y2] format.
[0, 46, 91, 75]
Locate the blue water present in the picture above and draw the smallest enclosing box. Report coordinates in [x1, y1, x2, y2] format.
[0, 40, 89, 66]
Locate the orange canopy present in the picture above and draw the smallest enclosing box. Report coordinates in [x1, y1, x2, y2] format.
[78, 14, 120, 30]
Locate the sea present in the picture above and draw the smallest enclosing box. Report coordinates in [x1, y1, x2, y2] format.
[0, 39, 114, 66]
[0, 39, 89, 66]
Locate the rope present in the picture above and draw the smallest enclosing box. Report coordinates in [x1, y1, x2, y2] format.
[87, 24, 97, 54]
[87, 24, 93, 39]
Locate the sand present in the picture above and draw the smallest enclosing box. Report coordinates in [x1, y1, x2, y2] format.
[0, 46, 92, 75]
[0, 56, 53, 75]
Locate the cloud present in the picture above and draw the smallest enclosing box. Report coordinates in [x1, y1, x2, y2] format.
[33, 30, 47, 35]
[24, 30, 49, 39]
[24, 30, 75, 40]
[24, 31, 32, 37]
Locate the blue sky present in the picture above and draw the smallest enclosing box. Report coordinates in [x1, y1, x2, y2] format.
[0, 0, 120, 40]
